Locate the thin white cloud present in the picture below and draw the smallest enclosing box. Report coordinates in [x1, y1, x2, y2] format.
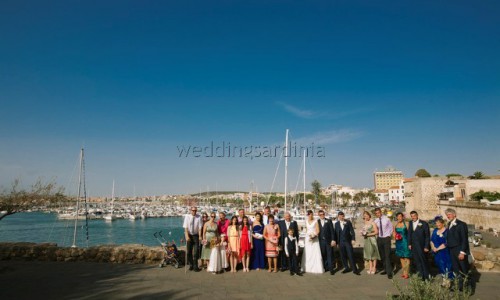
[276, 101, 370, 120]
[293, 129, 363, 146]
[276, 102, 319, 119]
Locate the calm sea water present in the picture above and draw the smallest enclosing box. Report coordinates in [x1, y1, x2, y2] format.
[0, 212, 185, 247]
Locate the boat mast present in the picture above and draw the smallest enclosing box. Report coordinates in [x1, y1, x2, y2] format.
[284, 129, 289, 213]
[111, 180, 115, 216]
[303, 149, 306, 214]
[72, 148, 89, 248]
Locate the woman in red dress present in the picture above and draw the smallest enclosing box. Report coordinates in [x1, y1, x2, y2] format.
[263, 214, 280, 273]
[239, 216, 253, 272]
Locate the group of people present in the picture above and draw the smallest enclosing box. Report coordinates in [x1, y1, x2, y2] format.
[183, 205, 473, 291]
[360, 207, 472, 292]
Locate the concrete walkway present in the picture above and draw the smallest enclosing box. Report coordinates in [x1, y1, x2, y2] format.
[1, 261, 498, 300]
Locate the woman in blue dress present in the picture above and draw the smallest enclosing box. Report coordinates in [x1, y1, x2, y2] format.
[393, 212, 412, 279]
[251, 212, 265, 270]
[430, 216, 453, 281]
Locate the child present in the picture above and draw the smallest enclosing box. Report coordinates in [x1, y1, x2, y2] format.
[219, 233, 229, 271]
[285, 228, 302, 276]
[207, 237, 222, 274]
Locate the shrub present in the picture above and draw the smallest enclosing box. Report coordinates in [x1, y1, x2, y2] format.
[387, 274, 472, 300]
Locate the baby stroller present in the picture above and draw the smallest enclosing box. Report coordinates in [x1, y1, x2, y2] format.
[154, 231, 182, 269]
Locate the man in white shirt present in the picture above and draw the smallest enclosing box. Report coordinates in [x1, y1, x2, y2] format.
[183, 206, 202, 271]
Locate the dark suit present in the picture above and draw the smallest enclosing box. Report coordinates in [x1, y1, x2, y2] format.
[334, 220, 358, 272]
[447, 219, 471, 290]
[278, 219, 299, 270]
[408, 219, 430, 280]
[318, 218, 335, 272]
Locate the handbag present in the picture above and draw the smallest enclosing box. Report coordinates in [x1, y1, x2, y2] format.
[468, 252, 475, 265]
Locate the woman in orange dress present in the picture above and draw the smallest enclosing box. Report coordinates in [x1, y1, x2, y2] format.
[263, 214, 280, 273]
[227, 216, 240, 273]
[239, 216, 253, 272]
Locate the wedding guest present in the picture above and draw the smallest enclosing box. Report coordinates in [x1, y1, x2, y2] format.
[251, 212, 265, 270]
[430, 216, 453, 283]
[333, 211, 360, 275]
[317, 210, 335, 274]
[217, 211, 230, 270]
[207, 236, 222, 274]
[238, 208, 253, 226]
[301, 210, 324, 274]
[263, 214, 280, 272]
[393, 212, 411, 279]
[445, 208, 472, 293]
[183, 206, 202, 272]
[217, 212, 229, 236]
[201, 213, 218, 270]
[408, 211, 430, 280]
[227, 216, 240, 273]
[362, 211, 380, 274]
[374, 207, 393, 279]
[285, 228, 302, 276]
[240, 216, 253, 272]
[200, 212, 210, 268]
[278, 212, 299, 272]
[262, 206, 271, 225]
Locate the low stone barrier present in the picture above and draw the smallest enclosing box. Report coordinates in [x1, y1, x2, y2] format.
[0, 242, 185, 265]
[471, 246, 500, 272]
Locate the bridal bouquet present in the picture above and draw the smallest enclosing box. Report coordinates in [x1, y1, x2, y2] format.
[395, 233, 403, 241]
[201, 239, 208, 246]
[308, 233, 317, 242]
[254, 233, 263, 240]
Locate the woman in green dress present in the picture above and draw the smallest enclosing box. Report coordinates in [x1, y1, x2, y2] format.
[362, 211, 381, 274]
[201, 213, 219, 270]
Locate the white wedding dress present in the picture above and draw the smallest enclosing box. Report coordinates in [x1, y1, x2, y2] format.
[301, 220, 324, 274]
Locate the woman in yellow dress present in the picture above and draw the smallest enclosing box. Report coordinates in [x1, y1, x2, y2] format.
[227, 216, 240, 273]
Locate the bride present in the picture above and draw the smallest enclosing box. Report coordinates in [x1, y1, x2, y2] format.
[301, 210, 324, 274]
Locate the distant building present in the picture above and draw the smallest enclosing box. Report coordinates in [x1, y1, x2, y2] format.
[374, 189, 389, 204]
[405, 177, 500, 220]
[374, 168, 404, 190]
[388, 180, 405, 204]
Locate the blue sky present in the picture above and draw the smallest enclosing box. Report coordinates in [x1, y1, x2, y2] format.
[1, 0, 499, 196]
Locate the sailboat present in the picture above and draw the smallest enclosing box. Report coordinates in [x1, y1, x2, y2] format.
[71, 148, 90, 248]
[104, 180, 116, 221]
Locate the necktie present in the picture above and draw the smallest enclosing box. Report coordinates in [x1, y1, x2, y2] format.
[191, 215, 195, 234]
[379, 218, 384, 237]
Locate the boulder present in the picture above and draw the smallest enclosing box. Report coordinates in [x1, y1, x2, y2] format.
[472, 250, 486, 261]
[482, 261, 495, 270]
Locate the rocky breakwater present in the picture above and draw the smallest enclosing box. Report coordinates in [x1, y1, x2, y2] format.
[0, 242, 185, 265]
[471, 246, 500, 272]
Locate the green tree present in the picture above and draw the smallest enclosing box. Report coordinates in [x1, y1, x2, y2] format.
[311, 180, 322, 205]
[446, 173, 463, 178]
[415, 169, 431, 178]
[0, 179, 68, 221]
[469, 171, 485, 179]
[339, 192, 352, 207]
[469, 190, 500, 201]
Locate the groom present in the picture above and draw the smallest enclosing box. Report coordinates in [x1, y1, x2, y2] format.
[317, 210, 335, 274]
[333, 212, 360, 275]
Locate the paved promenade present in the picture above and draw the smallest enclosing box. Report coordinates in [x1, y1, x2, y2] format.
[1, 261, 499, 300]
